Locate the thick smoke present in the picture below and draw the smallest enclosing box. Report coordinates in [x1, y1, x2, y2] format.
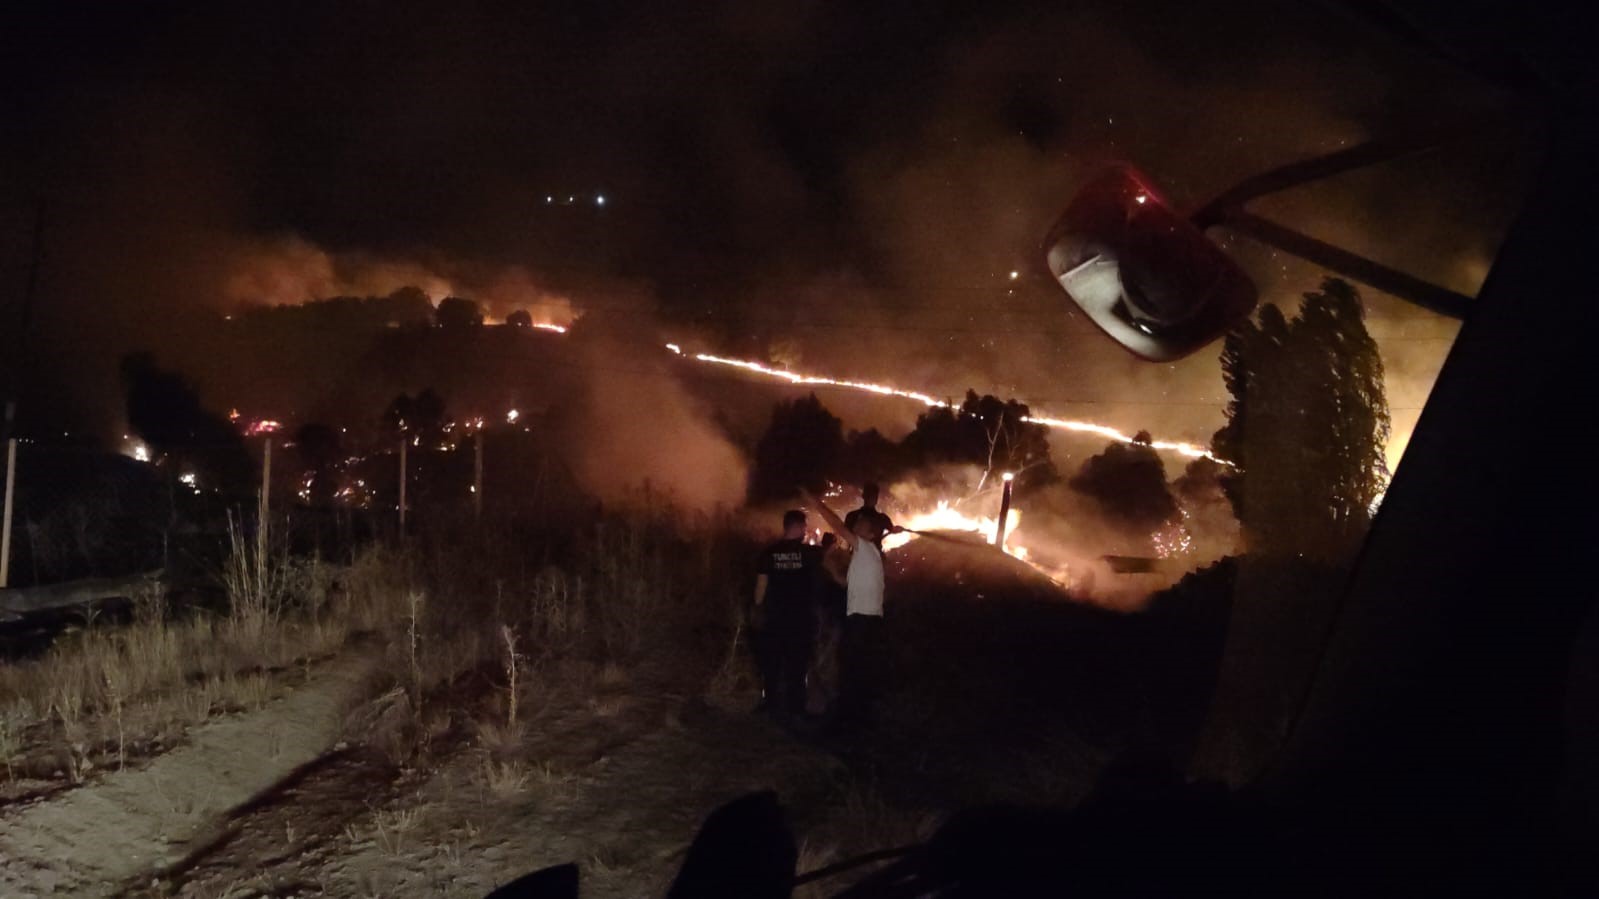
[783, 9, 1518, 478]
[881, 462, 1239, 612]
[555, 327, 748, 512]
[216, 235, 577, 325]
[5, 0, 1526, 511]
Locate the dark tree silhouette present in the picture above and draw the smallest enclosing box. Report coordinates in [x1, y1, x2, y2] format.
[234, 288, 435, 331]
[120, 353, 253, 493]
[384, 388, 450, 447]
[839, 427, 902, 485]
[294, 422, 343, 505]
[747, 393, 845, 503]
[505, 309, 533, 328]
[435, 296, 484, 329]
[385, 286, 434, 321]
[1212, 277, 1389, 562]
[1174, 456, 1229, 506]
[1069, 431, 1179, 532]
[899, 390, 1057, 488]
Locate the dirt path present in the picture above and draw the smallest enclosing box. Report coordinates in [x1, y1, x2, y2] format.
[161, 685, 853, 898]
[0, 653, 379, 897]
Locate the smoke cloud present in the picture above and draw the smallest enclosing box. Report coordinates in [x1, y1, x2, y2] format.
[4, 0, 1528, 501]
[216, 235, 578, 325]
[881, 462, 1239, 612]
[555, 329, 748, 512]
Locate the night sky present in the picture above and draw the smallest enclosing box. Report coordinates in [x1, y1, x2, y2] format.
[0, 0, 1540, 453]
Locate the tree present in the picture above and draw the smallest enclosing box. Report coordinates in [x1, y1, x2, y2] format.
[505, 309, 533, 328]
[1069, 431, 1179, 533]
[839, 427, 902, 485]
[748, 393, 846, 503]
[384, 388, 450, 447]
[1211, 277, 1389, 562]
[435, 296, 484, 329]
[899, 390, 1057, 488]
[1174, 456, 1229, 506]
[386, 286, 436, 324]
[120, 353, 253, 493]
[294, 423, 343, 505]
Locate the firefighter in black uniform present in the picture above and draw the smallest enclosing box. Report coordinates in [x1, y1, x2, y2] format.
[753, 509, 821, 721]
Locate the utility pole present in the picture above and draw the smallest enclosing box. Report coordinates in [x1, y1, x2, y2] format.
[994, 471, 1015, 549]
[1, 205, 44, 591]
[473, 429, 483, 522]
[0, 438, 15, 588]
[258, 438, 271, 562]
[398, 437, 408, 536]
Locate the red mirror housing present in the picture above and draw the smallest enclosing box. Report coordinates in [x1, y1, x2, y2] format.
[1043, 166, 1258, 361]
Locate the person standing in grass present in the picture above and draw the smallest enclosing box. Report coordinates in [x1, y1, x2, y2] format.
[752, 509, 820, 722]
[806, 531, 850, 719]
[799, 487, 897, 729]
[843, 481, 895, 548]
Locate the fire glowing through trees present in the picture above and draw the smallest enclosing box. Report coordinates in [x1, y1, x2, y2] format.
[662, 343, 1223, 590]
[681, 351, 1227, 464]
[551, 326, 1204, 590]
[883, 502, 1078, 588]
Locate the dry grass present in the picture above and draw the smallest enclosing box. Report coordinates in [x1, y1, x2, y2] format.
[1, 496, 752, 801]
[475, 719, 527, 760]
[479, 758, 531, 801]
[0, 533, 414, 788]
[370, 805, 421, 858]
[792, 777, 941, 897]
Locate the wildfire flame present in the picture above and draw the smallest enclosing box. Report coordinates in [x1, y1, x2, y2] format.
[883, 501, 1019, 553]
[691, 353, 951, 408]
[681, 350, 1227, 464]
[883, 500, 1074, 588]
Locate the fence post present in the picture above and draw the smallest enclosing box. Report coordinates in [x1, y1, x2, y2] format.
[473, 429, 483, 522]
[258, 437, 271, 564]
[0, 437, 16, 588]
[398, 437, 408, 536]
[994, 471, 1015, 549]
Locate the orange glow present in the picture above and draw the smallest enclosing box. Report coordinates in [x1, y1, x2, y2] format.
[690, 353, 954, 408]
[883, 501, 1019, 553]
[680, 350, 1229, 464]
[884, 500, 1073, 587]
[489, 322, 1228, 465]
[1021, 414, 1222, 463]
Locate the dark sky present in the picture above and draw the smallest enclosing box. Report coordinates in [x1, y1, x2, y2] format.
[0, 0, 1537, 445]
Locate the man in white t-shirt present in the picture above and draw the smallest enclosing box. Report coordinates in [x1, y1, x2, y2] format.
[800, 486, 899, 728]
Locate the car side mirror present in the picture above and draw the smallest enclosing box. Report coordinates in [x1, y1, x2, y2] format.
[1043, 166, 1258, 361]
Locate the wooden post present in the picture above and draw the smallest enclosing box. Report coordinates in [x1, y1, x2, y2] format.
[0, 438, 16, 589]
[398, 437, 408, 536]
[257, 438, 271, 563]
[994, 472, 1015, 549]
[473, 430, 483, 522]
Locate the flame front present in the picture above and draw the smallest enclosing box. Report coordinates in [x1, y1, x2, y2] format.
[884, 501, 1073, 587]
[883, 501, 1018, 552]
[690, 353, 950, 408]
[681, 350, 1228, 464]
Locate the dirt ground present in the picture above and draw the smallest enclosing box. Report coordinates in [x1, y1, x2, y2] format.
[0, 540, 1228, 898]
[0, 646, 880, 898]
[147, 678, 857, 898]
[0, 653, 380, 896]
